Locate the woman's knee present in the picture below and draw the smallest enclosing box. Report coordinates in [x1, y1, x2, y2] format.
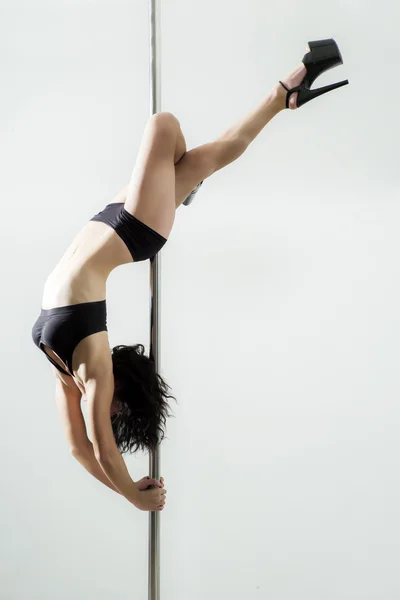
[147, 112, 180, 140]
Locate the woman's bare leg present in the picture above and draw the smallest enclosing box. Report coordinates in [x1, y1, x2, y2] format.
[121, 112, 188, 238]
[174, 60, 308, 208]
[110, 123, 186, 208]
[114, 56, 307, 235]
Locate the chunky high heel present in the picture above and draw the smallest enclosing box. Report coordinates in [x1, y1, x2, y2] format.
[183, 180, 204, 206]
[279, 38, 349, 108]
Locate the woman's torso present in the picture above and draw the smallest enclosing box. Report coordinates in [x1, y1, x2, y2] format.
[41, 199, 133, 391]
[42, 221, 132, 307]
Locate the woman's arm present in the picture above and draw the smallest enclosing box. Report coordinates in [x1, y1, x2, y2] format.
[54, 376, 121, 494]
[72, 443, 121, 495]
[81, 343, 166, 512]
[84, 373, 140, 507]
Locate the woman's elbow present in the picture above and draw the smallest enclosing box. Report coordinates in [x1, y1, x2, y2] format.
[70, 444, 90, 460]
[90, 420, 119, 463]
[69, 446, 88, 462]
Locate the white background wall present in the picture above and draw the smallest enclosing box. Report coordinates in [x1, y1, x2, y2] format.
[1, 0, 399, 598]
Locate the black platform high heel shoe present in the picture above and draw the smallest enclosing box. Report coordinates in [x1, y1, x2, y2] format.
[279, 38, 349, 109]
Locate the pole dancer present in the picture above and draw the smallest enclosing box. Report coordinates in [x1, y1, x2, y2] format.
[32, 39, 349, 512]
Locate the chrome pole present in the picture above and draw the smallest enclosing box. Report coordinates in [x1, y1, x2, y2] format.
[148, 1, 161, 600]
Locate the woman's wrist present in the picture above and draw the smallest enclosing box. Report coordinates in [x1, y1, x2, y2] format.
[127, 482, 140, 506]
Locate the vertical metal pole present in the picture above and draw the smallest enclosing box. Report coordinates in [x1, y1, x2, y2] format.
[148, 1, 161, 600]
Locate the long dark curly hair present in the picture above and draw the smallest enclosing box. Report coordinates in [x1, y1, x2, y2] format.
[110, 344, 175, 455]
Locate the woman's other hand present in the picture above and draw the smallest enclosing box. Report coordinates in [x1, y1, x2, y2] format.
[133, 476, 166, 511]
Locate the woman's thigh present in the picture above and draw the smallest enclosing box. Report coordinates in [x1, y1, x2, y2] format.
[123, 113, 179, 239]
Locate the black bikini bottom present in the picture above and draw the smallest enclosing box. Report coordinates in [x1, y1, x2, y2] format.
[90, 202, 167, 262]
[31, 300, 107, 377]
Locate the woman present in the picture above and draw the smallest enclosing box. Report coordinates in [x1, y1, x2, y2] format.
[31, 39, 349, 512]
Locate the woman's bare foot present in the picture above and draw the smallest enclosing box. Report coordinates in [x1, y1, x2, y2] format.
[277, 46, 309, 110]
